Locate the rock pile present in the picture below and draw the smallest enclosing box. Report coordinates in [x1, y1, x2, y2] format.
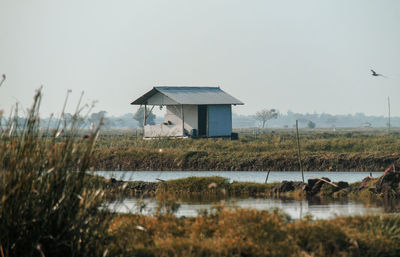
[271, 177, 350, 197]
[102, 179, 158, 197]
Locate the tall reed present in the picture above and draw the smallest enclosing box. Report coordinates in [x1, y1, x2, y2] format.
[0, 89, 111, 257]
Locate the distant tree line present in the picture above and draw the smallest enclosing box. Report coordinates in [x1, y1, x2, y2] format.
[234, 110, 400, 128]
[2, 109, 399, 130]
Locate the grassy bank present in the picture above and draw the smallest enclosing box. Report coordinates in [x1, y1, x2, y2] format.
[92, 132, 400, 171]
[101, 171, 400, 201]
[101, 176, 279, 199]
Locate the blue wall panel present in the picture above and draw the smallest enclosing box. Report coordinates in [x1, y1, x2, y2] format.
[208, 105, 232, 137]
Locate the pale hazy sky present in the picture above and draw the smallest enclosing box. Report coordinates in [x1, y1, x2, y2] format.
[0, 0, 399, 117]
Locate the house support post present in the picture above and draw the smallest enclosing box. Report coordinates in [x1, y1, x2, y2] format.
[181, 104, 184, 136]
[143, 104, 147, 136]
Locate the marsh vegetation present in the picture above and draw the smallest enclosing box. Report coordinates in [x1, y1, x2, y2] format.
[0, 90, 111, 257]
[1, 91, 400, 256]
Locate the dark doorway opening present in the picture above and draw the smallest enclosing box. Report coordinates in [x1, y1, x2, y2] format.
[198, 105, 207, 137]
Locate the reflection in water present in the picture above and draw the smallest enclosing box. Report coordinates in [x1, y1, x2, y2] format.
[356, 197, 400, 213]
[108, 197, 387, 220]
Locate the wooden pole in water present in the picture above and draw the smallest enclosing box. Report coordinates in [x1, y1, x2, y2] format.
[143, 104, 147, 127]
[388, 96, 391, 134]
[265, 170, 271, 183]
[296, 120, 304, 183]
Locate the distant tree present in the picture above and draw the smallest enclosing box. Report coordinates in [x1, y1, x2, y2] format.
[89, 111, 107, 128]
[255, 109, 278, 128]
[63, 113, 73, 123]
[87, 111, 115, 129]
[54, 113, 85, 129]
[297, 118, 309, 126]
[326, 117, 337, 127]
[133, 106, 156, 128]
[307, 120, 316, 129]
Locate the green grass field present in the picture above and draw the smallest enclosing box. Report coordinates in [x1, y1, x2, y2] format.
[92, 129, 400, 171]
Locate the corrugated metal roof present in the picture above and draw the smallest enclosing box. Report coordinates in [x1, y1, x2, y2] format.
[131, 86, 244, 105]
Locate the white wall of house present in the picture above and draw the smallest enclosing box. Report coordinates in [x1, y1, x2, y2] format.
[164, 105, 198, 134]
[144, 124, 183, 138]
[143, 104, 232, 138]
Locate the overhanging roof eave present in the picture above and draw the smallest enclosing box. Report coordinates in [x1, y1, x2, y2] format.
[130, 87, 159, 105]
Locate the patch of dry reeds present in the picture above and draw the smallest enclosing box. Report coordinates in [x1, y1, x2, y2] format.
[109, 208, 400, 257]
[0, 89, 111, 257]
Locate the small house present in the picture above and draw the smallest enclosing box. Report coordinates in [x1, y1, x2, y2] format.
[131, 86, 244, 138]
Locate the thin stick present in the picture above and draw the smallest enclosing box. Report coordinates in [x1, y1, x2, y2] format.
[54, 89, 72, 136]
[308, 176, 338, 187]
[296, 120, 304, 183]
[181, 104, 184, 136]
[388, 96, 391, 134]
[265, 170, 271, 183]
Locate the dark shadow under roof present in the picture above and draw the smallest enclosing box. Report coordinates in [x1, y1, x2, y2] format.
[131, 86, 244, 105]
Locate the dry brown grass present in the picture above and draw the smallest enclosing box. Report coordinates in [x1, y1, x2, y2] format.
[108, 207, 400, 257]
[0, 89, 112, 257]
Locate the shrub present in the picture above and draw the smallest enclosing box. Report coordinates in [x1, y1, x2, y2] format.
[307, 120, 316, 129]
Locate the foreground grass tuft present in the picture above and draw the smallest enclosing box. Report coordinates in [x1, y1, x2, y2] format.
[0, 89, 111, 257]
[109, 209, 400, 257]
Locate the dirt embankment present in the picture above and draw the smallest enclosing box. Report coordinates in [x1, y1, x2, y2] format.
[92, 148, 400, 171]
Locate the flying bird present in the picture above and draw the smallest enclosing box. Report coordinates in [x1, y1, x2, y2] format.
[0, 74, 5, 87]
[371, 69, 386, 77]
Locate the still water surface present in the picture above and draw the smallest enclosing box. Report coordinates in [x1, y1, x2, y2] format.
[99, 170, 390, 219]
[109, 197, 386, 220]
[95, 170, 383, 183]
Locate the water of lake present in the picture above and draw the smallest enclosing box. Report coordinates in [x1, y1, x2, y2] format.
[108, 197, 387, 220]
[98, 170, 391, 219]
[95, 170, 383, 184]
